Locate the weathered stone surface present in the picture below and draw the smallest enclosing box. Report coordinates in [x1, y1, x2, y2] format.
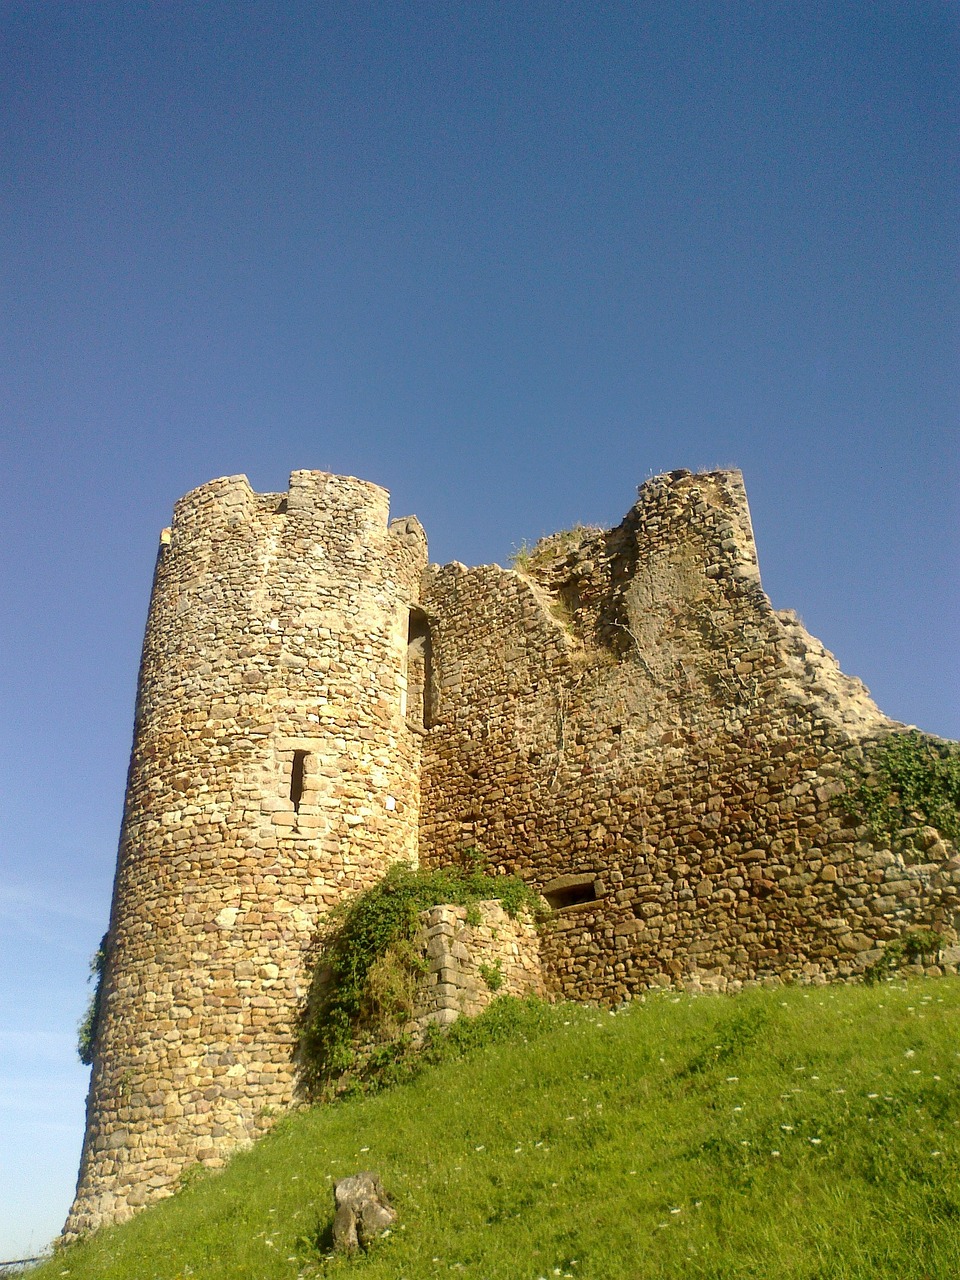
[410, 901, 545, 1037]
[333, 1172, 396, 1252]
[419, 469, 957, 1006]
[65, 473, 428, 1239]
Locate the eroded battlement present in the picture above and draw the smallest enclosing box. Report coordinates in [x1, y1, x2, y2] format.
[164, 470, 402, 543]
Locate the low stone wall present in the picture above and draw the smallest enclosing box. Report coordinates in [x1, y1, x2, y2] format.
[411, 900, 547, 1035]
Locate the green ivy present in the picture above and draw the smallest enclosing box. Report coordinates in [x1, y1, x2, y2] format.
[841, 730, 960, 848]
[77, 933, 108, 1066]
[863, 929, 943, 984]
[296, 861, 543, 1096]
[478, 959, 504, 991]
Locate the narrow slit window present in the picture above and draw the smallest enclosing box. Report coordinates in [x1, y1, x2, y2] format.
[405, 608, 434, 729]
[290, 751, 307, 813]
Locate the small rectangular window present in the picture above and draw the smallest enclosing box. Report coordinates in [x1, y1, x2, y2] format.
[542, 874, 599, 911]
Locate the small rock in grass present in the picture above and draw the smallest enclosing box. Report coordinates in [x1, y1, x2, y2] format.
[332, 1171, 397, 1253]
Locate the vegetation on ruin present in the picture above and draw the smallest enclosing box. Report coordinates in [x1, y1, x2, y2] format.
[863, 928, 945, 985]
[296, 860, 543, 1097]
[41, 978, 960, 1280]
[76, 934, 108, 1066]
[842, 729, 960, 848]
[478, 958, 504, 991]
[508, 524, 602, 572]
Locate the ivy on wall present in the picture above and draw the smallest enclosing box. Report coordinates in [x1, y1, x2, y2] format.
[77, 933, 109, 1065]
[296, 861, 543, 1096]
[842, 730, 960, 848]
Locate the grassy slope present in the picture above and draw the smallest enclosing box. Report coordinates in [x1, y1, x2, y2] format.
[44, 981, 960, 1280]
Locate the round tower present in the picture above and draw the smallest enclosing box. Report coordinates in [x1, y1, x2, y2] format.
[66, 471, 429, 1237]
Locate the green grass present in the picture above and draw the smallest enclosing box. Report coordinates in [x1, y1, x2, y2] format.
[44, 980, 960, 1280]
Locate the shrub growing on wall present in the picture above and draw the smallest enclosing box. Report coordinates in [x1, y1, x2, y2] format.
[296, 861, 542, 1096]
[842, 730, 960, 848]
[77, 934, 108, 1066]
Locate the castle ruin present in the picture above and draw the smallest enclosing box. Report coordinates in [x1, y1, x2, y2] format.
[66, 467, 959, 1238]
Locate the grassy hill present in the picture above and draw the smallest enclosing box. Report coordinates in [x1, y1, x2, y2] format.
[41, 979, 960, 1280]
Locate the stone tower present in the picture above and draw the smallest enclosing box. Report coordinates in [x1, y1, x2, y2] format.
[66, 471, 428, 1236]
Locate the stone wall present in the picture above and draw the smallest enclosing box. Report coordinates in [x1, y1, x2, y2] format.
[412, 901, 546, 1035]
[420, 469, 959, 1001]
[66, 472, 429, 1238]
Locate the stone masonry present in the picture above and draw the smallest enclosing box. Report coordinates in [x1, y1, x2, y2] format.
[66, 472, 428, 1237]
[68, 466, 959, 1238]
[411, 901, 547, 1036]
[419, 469, 959, 1000]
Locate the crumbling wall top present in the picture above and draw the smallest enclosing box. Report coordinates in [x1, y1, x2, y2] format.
[163, 470, 396, 547]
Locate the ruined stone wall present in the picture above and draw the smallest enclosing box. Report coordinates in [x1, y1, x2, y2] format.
[67, 464, 959, 1242]
[420, 469, 960, 1000]
[66, 472, 428, 1238]
[412, 901, 546, 1034]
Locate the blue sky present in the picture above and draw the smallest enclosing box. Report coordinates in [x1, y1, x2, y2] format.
[1, 0, 957, 1258]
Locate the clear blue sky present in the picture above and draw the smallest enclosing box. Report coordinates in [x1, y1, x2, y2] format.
[1, 0, 957, 1258]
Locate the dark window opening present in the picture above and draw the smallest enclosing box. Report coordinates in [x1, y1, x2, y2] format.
[290, 751, 307, 813]
[406, 608, 435, 728]
[560, 583, 582, 614]
[542, 874, 600, 911]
